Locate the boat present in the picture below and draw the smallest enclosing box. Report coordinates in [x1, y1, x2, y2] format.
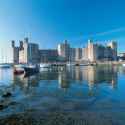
[14, 70, 24, 75]
[0, 63, 11, 68]
[14, 64, 26, 75]
[24, 65, 39, 75]
[40, 63, 52, 68]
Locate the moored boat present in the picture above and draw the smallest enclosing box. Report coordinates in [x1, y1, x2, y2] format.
[14, 64, 26, 75]
[24, 65, 39, 75]
[14, 70, 24, 75]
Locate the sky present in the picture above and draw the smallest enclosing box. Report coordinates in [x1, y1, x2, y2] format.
[0, 0, 125, 61]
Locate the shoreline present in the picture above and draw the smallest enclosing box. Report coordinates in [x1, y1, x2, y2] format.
[0, 61, 125, 66]
[0, 110, 124, 125]
[96, 61, 125, 66]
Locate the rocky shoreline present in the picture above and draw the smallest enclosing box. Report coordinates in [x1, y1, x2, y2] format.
[0, 110, 124, 125]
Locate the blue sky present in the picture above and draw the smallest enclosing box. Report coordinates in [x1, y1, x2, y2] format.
[0, 0, 125, 59]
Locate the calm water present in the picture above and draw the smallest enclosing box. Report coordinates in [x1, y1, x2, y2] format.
[0, 65, 125, 119]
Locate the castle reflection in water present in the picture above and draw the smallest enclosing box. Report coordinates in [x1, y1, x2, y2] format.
[13, 65, 118, 91]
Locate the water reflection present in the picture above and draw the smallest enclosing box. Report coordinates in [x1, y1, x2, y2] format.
[72, 66, 118, 89]
[11, 66, 118, 91]
[1, 65, 125, 117]
[0, 68, 13, 86]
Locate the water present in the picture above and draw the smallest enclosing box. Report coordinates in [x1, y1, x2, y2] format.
[0, 65, 125, 123]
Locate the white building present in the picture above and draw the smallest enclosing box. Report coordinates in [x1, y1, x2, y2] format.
[107, 41, 117, 60]
[87, 40, 98, 62]
[75, 48, 82, 61]
[57, 40, 70, 61]
[11, 40, 19, 64]
[19, 38, 39, 64]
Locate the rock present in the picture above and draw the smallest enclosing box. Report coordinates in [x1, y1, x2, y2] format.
[2, 92, 12, 98]
[0, 104, 6, 110]
[0, 104, 4, 110]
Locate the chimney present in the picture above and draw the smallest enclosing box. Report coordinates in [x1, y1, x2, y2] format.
[11, 40, 15, 48]
[19, 41, 23, 50]
[24, 37, 29, 43]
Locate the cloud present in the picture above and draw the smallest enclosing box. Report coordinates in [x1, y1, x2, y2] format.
[89, 27, 125, 38]
[69, 26, 125, 42]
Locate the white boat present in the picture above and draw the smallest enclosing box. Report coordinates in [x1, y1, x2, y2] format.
[122, 64, 125, 67]
[40, 63, 52, 68]
[0, 63, 11, 68]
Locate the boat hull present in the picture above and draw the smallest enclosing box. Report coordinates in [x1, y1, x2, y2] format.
[14, 64, 26, 75]
[24, 67, 39, 76]
[14, 69, 24, 75]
